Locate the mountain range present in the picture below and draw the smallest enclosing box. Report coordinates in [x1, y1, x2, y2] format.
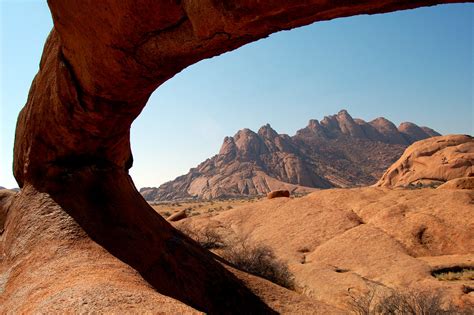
[140, 110, 440, 201]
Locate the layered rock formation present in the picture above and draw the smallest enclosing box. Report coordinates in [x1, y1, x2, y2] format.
[376, 134, 473, 188]
[143, 110, 439, 201]
[7, 0, 465, 313]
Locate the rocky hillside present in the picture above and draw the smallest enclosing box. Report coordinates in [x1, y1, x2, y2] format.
[142, 110, 440, 201]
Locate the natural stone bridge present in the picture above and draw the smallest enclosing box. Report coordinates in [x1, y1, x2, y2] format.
[10, 0, 469, 313]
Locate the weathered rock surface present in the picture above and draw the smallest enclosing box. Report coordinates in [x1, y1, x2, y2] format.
[143, 110, 439, 201]
[8, 0, 465, 312]
[179, 187, 474, 311]
[0, 186, 200, 314]
[437, 177, 474, 190]
[0, 185, 342, 314]
[376, 135, 473, 187]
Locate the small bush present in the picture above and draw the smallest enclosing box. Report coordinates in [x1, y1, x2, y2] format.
[198, 227, 225, 249]
[178, 225, 295, 289]
[347, 286, 472, 315]
[178, 225, 224, 249]
[221, 238, 294, 289]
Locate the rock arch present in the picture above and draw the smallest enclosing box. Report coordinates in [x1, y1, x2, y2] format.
[11, 0, 467, 313]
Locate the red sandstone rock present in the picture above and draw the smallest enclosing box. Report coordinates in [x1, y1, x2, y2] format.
[167, 209, 188, 222]
[376, 135, 473, 188]
[267, 190, 291, 199]
[8, 0, 465, 312]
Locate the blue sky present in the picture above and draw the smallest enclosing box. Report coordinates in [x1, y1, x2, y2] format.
[1, 2, 472, 189]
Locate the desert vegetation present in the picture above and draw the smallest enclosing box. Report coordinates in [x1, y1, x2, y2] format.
[347, 285, 473, 315]
[432, 267, 474, 281]
[177, 224, 295, 289]
[178, 225, 225, 250]
[220, 236, 295, 289]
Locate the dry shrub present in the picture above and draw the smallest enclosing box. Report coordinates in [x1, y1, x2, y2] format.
[347, 284, 378, 315]
[221, 236, 294, 289]
[178, 225, 295, 289]
[347, 285, 472, 315]
[178, 224, 224, 249]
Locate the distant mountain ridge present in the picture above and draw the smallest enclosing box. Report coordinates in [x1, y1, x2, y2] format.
[141, 110, 440, 201]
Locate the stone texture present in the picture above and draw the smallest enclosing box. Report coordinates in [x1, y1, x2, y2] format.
[0, 185, 340, 314]
[376, 135, 474, 187]
[437, 177, 474, 190]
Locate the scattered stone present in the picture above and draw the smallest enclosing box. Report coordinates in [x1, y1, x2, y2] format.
[167, 209, 188, 222]
[267, 190, 290, 199]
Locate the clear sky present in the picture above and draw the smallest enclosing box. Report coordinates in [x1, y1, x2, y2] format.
[1, 1, 472, 189]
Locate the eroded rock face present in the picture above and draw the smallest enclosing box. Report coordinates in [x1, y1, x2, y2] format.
[0, 186, 200, 314]
[9, 0, 465, 312]
[376, 135, 474, 188]
[0, 185, 340, 314]
[437, 177, 474, 190]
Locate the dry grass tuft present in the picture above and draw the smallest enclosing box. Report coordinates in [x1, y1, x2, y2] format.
[347, 285, 473, 315]
[433, 267, 474, 281]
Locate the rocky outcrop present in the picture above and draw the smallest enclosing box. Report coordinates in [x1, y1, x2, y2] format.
[144, 110, 439, 201]
[8, 0, 464, 312]
[437, 177, 474, 190]
[267, 190, 291, 199]
[180, 187, 474, 311]
[376, 135, 473, 188]
[0, 185, 341, 314]
[167, 209, 188, 222]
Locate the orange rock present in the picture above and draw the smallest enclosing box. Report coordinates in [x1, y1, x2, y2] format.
[184, 187, 474, 310]
[376, 135, 473, 188]
[437, 177, 474, 190]
[167, 209, 188, 222]
[267, 190, 290, 199]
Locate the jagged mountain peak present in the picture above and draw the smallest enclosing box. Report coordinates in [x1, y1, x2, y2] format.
[258, 123, 278, 139]
[142, 110, 441, 201]
[219, 136, 237, 155]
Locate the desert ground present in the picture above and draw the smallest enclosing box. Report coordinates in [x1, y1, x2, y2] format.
[151, 196, 265, 219]
[168, 186, 473, 312]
